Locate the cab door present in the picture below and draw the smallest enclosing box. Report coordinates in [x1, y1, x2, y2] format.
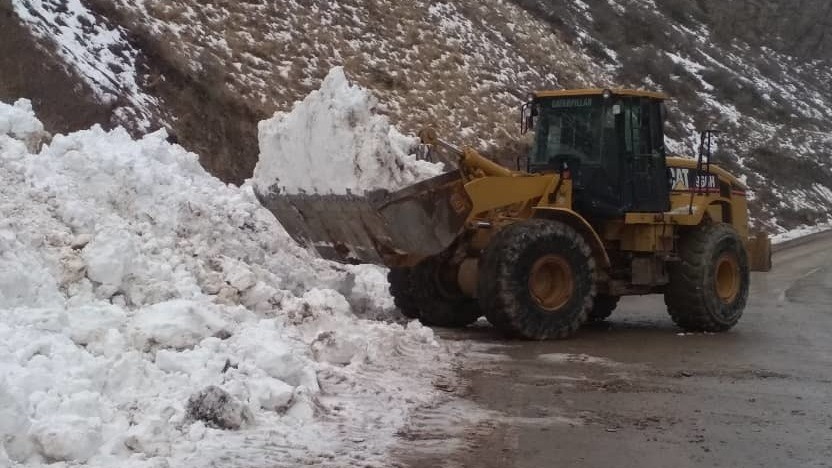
[619, 98, 669, 213]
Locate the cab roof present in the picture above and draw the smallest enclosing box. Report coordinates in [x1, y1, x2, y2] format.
[534, 88, 669, 100]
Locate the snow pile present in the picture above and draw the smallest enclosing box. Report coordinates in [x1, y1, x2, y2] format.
[253, 67, 444, 195]
[0, 98, 48, 151]
[0, 99, 451, 467]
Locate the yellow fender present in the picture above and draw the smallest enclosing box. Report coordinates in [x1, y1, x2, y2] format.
[463, 175, 556, 217]
[532, 207, 611, 271]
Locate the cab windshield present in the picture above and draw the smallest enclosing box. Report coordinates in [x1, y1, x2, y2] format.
[530, 96, 606, 168]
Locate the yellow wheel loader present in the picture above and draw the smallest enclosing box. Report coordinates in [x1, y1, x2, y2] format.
[256, 88, 772, 339]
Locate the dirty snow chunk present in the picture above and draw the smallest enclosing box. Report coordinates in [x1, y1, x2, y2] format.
[0, 134, 30, 161]
[248, 377, 294, 411]
[65, 304, 126, 349]
[186, 386, 253, 429]
[0, 99, 48, 151]
[123, 418, 176, 457]
[0, 385, 32, 463]
[344, 264, 396, 320]
[0, 238, 63, 309]
[311, 330, 367, 365]
[244, 327, 320, 391]
[253, 66, 444, 195]
[130, 300, 231, 350]
[30, 415, 103, 462]
[82, 226, 138, 291]
[221, 257, 257, 291]
[285, 386, 316, 421]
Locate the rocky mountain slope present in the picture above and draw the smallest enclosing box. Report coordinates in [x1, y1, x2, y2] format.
[4, 0, 831, 232]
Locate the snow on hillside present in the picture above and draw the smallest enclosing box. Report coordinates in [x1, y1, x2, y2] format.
[772, 222, 832, 245]
[9, 0, 609, 173]
[11, 0, 160, 132]
[0, 97, 457, 467]
[8, 0, 832, 232]
[91, 0, 607, 147]
[518, 0, 832, 231]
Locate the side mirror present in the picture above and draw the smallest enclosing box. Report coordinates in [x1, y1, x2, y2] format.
[698, 129, 721, 165]
[520, 102, 536, 135]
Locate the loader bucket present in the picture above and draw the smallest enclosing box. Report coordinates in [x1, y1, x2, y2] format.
[255, 171, 472, 265]
[747, 233, 772, 272]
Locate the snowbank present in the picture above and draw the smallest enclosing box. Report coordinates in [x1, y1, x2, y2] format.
[0, 99, 450, 467]
[253, 67, 443, 195]
[772, 222, 832, 244]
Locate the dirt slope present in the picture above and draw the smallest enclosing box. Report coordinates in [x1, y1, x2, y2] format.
[0, 0, 111, 134]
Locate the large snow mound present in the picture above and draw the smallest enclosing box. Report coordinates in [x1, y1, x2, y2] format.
[0, 99, 451, 467]
[253, 67, 444, 195]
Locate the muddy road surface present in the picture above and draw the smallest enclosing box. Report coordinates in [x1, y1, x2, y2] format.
[394, 233, 832, 468]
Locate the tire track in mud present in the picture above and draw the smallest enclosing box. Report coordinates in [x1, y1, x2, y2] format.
[173, 328, 467, 468]
[388, 338, 655, 468]
[785, 264, 832, 307]
[387, 338, 521, 467]
[287, 332, 469, 468]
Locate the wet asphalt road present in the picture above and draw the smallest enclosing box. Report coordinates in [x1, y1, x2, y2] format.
[396, 233, 832, 468]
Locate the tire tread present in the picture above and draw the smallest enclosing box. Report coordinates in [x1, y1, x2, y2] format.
[478, 219, 596, 340]
[665, 223, 749, 332]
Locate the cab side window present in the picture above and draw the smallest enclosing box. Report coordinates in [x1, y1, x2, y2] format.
[624, 101, 641, 154]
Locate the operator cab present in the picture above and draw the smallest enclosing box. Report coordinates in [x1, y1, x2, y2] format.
[522, 89, 670, 218]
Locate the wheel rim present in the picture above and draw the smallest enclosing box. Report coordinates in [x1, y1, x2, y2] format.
[715, 252, 740, 304]
[528, 254, 574, 311]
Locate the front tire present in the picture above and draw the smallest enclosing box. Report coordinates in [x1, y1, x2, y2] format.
[665, 223, 749, 332]
[478, 219, 596, 340]
[387, 267, 420, 319]
[411, 258, 481, 327]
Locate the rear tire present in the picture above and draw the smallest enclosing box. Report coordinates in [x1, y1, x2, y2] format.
[387, 267, 420, 319]
[412, 258, 481, 327]
[665, 223, 749, 332]
[587, 294, 619, 322]
[478, 219, 596, 340]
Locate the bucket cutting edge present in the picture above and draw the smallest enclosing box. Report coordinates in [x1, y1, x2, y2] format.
[255, 171, 471, 265]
